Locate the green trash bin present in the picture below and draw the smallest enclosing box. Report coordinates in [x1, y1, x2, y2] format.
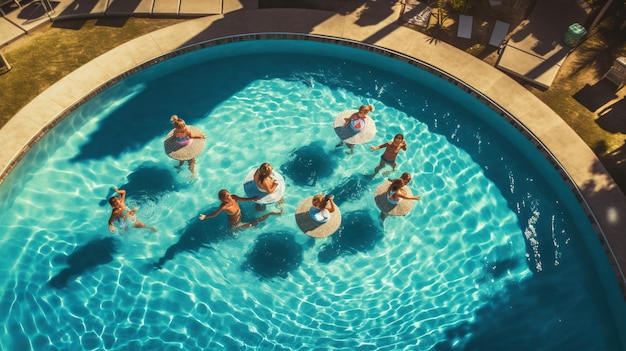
[564, 23, 586, 47]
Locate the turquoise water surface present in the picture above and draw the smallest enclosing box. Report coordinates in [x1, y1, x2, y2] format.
[0, 39, 624, 350]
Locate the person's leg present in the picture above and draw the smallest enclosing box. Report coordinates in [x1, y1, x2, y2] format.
[188, 158, 196, 178]
[382, 161, 396, 176]
[175, 160, 185, 169]
[346, 143, 355, 154]
[371, 160, 386, 176]
[335, 140, 344, 147]
[248, 209, 283, 227]
[134, 220, 157, 232]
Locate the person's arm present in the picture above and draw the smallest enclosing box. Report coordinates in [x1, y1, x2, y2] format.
[232, 194, 261, 202]
[401, 141, 407, 151]
[114, 187, 126, 203]
[199, 203, 226, 220]
[108, 210, 118, 232]
[190, 129, 206, 139]
[397, 189, 420, 201]
[370, 142, 389, 152]
[266, 178, 279, 193]
[327, 197, 336, 213]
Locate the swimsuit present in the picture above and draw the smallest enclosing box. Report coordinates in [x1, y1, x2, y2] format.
[309, 207, 330, 223]
[116, 207, 136, 224]
[349, 116, 365, 132]
[387, 191, 401, 205]
[381, 155, 395, 164]
[226, 209, 242, 225]
[175, 135, 192, 146]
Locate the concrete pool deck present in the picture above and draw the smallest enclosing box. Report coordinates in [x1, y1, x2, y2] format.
[1, 2, 625, 296]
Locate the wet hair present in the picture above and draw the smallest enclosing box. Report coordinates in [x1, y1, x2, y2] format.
[359, 105, 374, 113]
[388, 179, 405, 193]
[218, 189, 230, 202]
[108, 196, 120, 207]
[400, 172, 411, 184]
[312, 194, 328, 209]
[257, 163, 272, 183]
[394, 133, 404, 140]
[170, 115, 186, 129]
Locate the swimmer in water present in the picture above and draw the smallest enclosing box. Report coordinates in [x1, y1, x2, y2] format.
[369, 133, 406, 177]
[309, 194, 336, 223]
[254, 162, 279, 194]
[198, 189, 282, 228]
[108, 187, 157, 233]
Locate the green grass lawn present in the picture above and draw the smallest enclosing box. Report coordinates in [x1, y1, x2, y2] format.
[0, 17, 186, 127]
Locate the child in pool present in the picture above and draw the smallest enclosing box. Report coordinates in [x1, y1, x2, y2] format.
[336, 104, 374, 153]
[386, 178, 421, 204]
[108, 187, 157, 233]
[254, 162, 279, 193]
[170, 115, 205, 178]
[198, 189, 282, 228]
[381, 178, 421, 221]
[369, 133, 407, 177]
[309, 194, 336, 223]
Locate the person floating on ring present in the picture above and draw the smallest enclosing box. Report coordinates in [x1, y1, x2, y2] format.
[335, 104, 375, 154]
[254, 162, 279, 194]
[295, 194, 342, 238]
[374, 173, 421, 221]
[168, 115, 206, 178]
[309, 194, 336, 223]
[243, 162, 286, 206]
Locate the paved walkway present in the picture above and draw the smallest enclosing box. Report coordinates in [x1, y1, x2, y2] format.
[496, 0, 592, 88]
[0, 0, 231, 45]
[1, 0, 625, 295]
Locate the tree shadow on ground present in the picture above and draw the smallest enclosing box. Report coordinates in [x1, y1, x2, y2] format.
[573, 79, 619, 112]
[596, 97, 626, 134]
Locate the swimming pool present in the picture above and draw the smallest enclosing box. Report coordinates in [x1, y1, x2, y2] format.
[0, 37, 625, 349]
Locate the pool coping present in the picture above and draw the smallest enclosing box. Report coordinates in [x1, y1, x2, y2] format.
[1, 8, 625, 302]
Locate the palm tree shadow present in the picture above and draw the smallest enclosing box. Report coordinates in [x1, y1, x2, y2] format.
[596, 97, 626, 134]
[153, 215, 231, 269]
[572, 79, 619, 112]
[48, 236, 119, 289]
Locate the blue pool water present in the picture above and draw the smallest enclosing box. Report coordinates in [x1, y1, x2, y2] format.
[0, 39, 625, 350]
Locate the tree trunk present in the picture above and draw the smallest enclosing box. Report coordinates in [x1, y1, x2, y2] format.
[588, 0, 613, 34]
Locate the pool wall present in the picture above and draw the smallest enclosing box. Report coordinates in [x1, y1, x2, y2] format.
[1, 9, 625, 346]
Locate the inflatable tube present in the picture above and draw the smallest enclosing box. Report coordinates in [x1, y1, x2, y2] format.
[374, 180, 414, 216]
[164, 126, 206, 161]
[243, 168, 286, 204]
[295, 196, 341, 238]
[333, 110, 377, 145]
